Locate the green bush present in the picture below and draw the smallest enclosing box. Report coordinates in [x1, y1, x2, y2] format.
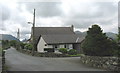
[68, 49, 77, 55]
[20, 43, 26, 49]
[59, 48, 67, 54]
[24, 44, 33, 50]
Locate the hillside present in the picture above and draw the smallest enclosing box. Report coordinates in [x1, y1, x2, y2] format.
[0, 34, 19, 41]
[75, 31, 117, 40]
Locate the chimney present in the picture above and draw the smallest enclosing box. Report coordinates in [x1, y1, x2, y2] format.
[71, 25, 74, 32]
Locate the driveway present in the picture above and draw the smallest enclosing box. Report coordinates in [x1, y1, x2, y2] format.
[5, 48, 105, 71]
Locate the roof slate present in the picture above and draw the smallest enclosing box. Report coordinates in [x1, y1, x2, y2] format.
[42, 34, 85, 44]
[33, 27, 75, 44]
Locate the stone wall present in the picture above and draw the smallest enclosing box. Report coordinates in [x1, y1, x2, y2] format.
[80, 55, 120, 71]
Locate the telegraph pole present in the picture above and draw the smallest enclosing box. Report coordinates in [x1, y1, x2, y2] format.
[17, 28, 20, 40]
[32, 9, 35, 56]
[17, 28, 20, 50]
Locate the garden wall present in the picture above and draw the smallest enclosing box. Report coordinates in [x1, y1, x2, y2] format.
[80, 55, 120, 71]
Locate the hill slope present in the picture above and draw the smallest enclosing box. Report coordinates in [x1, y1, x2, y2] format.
[0, 34, 19, 41]
[75, 31, 117, 40]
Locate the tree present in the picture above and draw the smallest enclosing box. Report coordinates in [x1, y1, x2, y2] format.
[9, 40, 18, 48]
[81, 24, 118, 56]
[24, 44, 33, 50]
[2, 40, 10, 49]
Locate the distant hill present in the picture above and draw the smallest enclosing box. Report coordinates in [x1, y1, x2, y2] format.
[75, 31, 117, 40]
[0, 34, 19, 41]
[106, 32, 117, 40]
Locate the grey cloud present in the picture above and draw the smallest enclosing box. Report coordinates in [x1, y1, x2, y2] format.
[63, 2, 117, 30]
[118, 2, 120, 27]
[21, 2, 62, 17]
[0, 4, 11, 21]
[73, 2, 117, 19]
[0, 4, 11, 31]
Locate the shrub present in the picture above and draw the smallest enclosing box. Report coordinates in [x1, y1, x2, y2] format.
[24, 44, 33, 50]
[44, 48, 54, 52]
[68, 49, 77, 55]
[59, 48, 67, 54]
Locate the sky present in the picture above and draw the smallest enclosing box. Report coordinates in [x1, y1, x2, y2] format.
[0, 0, 119, 40]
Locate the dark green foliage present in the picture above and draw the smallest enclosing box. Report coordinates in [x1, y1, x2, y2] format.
[59, 48, 67, 54]
[20, 43, 26, 49]
[44, 48, 54, 52]
[68, 49, 77, 55]
[2, 40, 10, 49]
[24, 44, 33, 50]
[9, 40, 18, 47]
[81, 25, 118, 56]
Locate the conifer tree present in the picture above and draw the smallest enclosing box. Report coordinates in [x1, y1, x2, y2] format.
[81, 25, 117, 56]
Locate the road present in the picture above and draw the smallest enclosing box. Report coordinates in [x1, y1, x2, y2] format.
[0, 41, 2, 72]
[5, 48, 105, 71]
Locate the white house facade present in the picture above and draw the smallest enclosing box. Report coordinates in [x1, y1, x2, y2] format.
[37, 36, 74, 52]
[31, 26, 84, 53]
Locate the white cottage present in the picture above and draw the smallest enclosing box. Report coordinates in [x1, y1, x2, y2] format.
[31, 26, 84, 52]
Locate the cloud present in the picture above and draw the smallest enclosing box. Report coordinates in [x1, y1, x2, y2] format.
[22, 2, 62, 17]
[0, 4, 11, 21]
[60, 2, 118, 30]
[0, 1, 118, 40]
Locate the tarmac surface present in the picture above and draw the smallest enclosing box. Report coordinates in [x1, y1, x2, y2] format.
[5, 48, 106, 71]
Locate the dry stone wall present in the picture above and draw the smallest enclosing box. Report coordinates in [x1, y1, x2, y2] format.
[80, 55, 120, 71]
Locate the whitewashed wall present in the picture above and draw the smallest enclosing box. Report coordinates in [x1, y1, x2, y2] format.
[37, 37, 46, 52]
[37, 37, 74, 52]
[37, 37, 53, 52]
[59, 45, 64, 48]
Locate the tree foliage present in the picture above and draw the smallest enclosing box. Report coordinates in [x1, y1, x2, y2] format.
[9, 40, 18, 47]
[2, 40, 10, 49]
[81, 25, 118, 56]
[24, 44, 33, 50]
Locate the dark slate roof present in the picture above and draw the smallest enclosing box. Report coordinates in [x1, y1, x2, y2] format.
[33, 27, 75, 44]
[41, 34, 85, 44]
[34, 27, 74, 35]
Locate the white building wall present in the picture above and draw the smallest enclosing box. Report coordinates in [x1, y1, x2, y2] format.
[69, 44, 73, 49]
[37, 37, 46, 52]
[37, 37, 74, 52]
[57, 44, 73, 49]
[66, 44, 73, 49]
[59, 45, 64, 48]
[44, 45, 53, 48]
[37, 37, 53, 52]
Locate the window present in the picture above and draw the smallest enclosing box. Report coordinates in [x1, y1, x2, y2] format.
[55, 45, 57, 48]
[45, 44, 47, 46]
[64, 44, 66, 48]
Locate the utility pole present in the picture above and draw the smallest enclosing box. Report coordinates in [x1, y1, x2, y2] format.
[17, 28, 20, 40]
[32, 9, 35, 56]
[17, 28, 20, 50]
[28, 9, 36, 56]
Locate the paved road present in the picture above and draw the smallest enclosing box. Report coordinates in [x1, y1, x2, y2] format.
[0, 42, 2, 72]
[0, 57, 2, 72]
[5, 48, 105, 71]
